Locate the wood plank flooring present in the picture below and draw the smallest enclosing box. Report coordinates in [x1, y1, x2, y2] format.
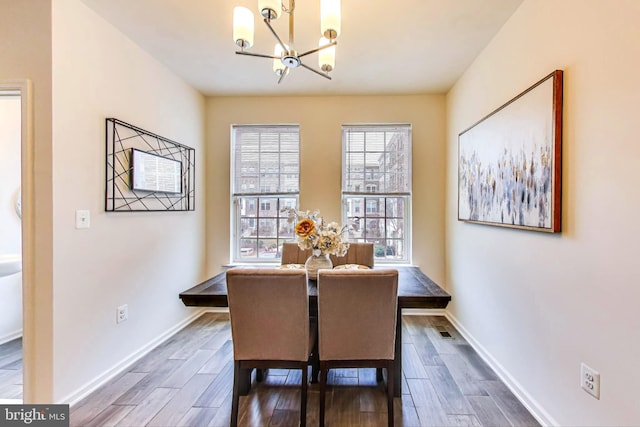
[0, 337, 22, 400]
[70, 313, 539, 426]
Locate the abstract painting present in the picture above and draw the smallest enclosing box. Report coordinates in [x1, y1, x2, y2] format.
[458, 70, 563, 232]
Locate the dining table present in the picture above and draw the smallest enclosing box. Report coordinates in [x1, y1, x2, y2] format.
[179, 265, 451, 397]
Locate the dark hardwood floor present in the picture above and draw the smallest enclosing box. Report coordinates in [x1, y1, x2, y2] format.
[0, 337, 22, 400]
[70, 313, 539, 426]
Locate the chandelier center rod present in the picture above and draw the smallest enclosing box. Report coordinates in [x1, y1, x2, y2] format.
[288, 1, 295, 48]
[281, 0, 295, 15]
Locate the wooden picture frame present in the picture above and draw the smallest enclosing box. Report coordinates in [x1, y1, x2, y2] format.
[458, 70, 563, 232]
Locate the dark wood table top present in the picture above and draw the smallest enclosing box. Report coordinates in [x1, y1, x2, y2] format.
[179, 266, 451, 309]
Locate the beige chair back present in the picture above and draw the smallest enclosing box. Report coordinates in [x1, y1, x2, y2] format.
[330, 242, 374, 268]
[281, 242, 313, 265]
[317, 269, 398, 361]
[226, 268, 310, 361]
[282, 241, 375, 268]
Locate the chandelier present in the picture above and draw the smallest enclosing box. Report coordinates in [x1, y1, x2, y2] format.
[232, 0, 341, 84]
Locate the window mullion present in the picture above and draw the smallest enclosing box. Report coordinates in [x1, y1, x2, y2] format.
[257, 133, 262, 197]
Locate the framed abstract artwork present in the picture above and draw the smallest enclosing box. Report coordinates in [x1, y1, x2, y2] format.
[458, 70, 563, 232]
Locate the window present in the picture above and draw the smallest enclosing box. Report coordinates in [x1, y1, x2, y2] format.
[342, 124, 412, 263]
[232, 125, 299, 262]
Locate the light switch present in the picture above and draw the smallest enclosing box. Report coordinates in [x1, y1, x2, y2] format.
[76, 210, 90, 229]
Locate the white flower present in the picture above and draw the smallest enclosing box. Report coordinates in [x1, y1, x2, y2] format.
[282, 207, 350, 256]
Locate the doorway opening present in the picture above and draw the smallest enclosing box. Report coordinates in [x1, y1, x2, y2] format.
[0, 80, 32, 403]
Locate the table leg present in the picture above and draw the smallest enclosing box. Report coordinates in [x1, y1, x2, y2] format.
[394, 308, 402, 397]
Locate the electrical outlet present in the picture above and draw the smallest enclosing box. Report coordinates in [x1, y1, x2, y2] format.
[581, 363, 600, 399]
[116, 304, 128, 324]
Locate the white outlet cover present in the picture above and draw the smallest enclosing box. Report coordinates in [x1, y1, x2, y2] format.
[116, 304, 128, 324]
[581, 363, 600, 399]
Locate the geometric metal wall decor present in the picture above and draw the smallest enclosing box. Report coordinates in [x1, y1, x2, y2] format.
[105, 118, 195, 212]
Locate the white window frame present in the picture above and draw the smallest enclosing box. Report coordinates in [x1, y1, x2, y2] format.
[341, 124, 412, 264]
[231, 124, 299, 263]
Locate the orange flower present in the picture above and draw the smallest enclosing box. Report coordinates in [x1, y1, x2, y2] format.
[295, 219, 316, 238]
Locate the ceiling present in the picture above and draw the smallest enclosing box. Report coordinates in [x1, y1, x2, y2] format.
[80, 0, 523, 96]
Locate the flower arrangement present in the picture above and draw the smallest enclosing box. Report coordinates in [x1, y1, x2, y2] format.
[281, 208, 350, 257]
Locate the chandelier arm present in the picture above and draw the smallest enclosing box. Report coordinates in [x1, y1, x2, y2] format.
[235, 51, 280, 60]
[300, 62, 332, 80]
[298, 41, 337, 58]
[263, 19, 289, 53]
[277, 68, 289, 84]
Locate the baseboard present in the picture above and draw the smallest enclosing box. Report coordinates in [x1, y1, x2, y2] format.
[402, 308, 447, 316]
[445, 312, 558, 427]
[0, 329, 22, 346]
[63, 309, 208, 406]
[173, 304, 441, 318]
[200, 307, 229, 314]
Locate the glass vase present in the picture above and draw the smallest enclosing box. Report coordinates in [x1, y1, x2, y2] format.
[305, 252, 333, 281]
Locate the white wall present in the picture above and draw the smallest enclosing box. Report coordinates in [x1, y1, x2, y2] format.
[446, 1, 640, 425]
[51, 0, 206, 402]
[0, 96, 22, 344]
[205, 95, 447, 283]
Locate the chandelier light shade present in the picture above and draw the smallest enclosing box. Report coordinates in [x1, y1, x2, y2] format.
[318, 37, 335, 72]
[232, 0, 341, 84]
[233, 6, 254, 49]
[320, 0, 341, 40]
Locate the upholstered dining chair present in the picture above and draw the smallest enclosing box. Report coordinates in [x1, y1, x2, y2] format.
[329, 242, 374, 267]
[280, 241, 312, 265]
[282, 241, 374, 268]
[226, 268, 316, 427]
[317, 268, 398, 427]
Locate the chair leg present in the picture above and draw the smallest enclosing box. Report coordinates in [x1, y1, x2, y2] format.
[311, 352, 320, 384]
[319, 364, 328, 427]
[386, 361, 394, 427]
[310, 318, 320, 384]
[376, 367, 384, 382]
[256, 368, 265, 382]
[231, 361, 241, 427]
[300, 364, 308, 427]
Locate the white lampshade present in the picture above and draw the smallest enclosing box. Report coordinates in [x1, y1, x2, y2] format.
[259, 0, 281, 20]
[233, 6, 254, 49]
[320, 0, 341, 40]
[273, 44, 286, 74]
[318, 37, 335, 72]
